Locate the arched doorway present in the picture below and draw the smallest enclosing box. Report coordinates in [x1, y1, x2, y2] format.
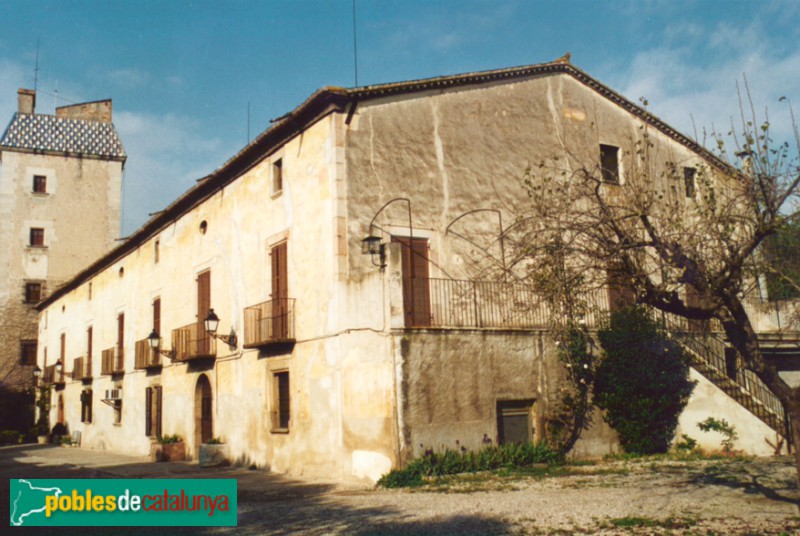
[194, 375, 212, 457]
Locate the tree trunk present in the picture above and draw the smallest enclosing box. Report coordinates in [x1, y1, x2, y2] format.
[788, 399, 800, 483]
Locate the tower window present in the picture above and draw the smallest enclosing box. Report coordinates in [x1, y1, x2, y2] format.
[24, 282, 42, 303]
[29, 228, 45, 247]
[33, 175, 47, 193]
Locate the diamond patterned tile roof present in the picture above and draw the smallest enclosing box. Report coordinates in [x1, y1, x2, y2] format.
[0, 112, 126, 159]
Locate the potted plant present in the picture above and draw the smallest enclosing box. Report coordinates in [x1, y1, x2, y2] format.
[156, 434, 186, 462]
[199, 437, 229, 467]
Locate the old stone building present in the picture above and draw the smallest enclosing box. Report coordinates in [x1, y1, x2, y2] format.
[35, 59, 793, 481]
[0, 89, 125, 409]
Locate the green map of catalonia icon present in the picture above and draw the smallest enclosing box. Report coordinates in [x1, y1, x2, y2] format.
[10, 479, 63, 526]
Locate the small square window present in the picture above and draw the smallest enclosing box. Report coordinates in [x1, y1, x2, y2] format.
[683, 167, 696, 198]
[33, 175, 47, 193]
[272, 370, 290, 431]
[24, 282, 42, 303]
[600, 144, 620, 184]
[497, 399, 535, 445]
[20, 340, 37, 366]
[272, 158, 283, 195]
[29, 228, 44, 247]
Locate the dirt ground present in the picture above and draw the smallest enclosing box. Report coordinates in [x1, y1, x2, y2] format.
[2, 445, 799, 534]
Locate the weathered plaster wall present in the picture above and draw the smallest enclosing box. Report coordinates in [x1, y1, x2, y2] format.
[38, 113, 397, 482]
[0, 150, 122, 388]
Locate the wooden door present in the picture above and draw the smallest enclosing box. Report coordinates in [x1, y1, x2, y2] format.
[271, 242, 288, 339]
[393, 237, 431, 326]
[195, 375, 213, 448]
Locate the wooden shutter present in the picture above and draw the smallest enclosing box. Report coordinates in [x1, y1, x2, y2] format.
[153, 298, 161, 334]
[155, 386, 163, 438]
[145, 387, 153, 436]
[117, 313, 125, 370]
[271, 242, 288, 339]
[392, 237, 431, 327]
[197, 271, 211, 354]
[87, 327, 93, 374]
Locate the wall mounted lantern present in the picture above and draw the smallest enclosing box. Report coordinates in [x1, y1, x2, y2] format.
[147, 329, 176, 360]
[204, 309, 238, 349]
[361, 197, 413, 269]
[33, 365, 41, 385]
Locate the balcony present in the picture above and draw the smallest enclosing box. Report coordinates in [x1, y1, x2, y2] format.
[408, 278, 609, 330]
[101, 347, 124, 375]
[42, 364, 63, 385]
[72, 356, 92, 380]
[244, 298, 296, 349]
[172, 322, 216, 362]
[134, 338, 162, 370]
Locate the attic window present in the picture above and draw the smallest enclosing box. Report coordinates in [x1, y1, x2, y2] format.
[600, 144, 620, 184]
[272, 158, 283, 196]
[199, 221, 208, 234]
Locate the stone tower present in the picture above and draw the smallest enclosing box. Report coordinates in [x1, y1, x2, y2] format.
[0, 88, 125, 403]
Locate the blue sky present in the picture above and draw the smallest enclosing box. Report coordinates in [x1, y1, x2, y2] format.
[1, 0, 798, 234]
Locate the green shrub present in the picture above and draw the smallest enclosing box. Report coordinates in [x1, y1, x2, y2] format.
[0, 430, 22, 445]
[697, 417, 738, 453]
[206, 437, 224, 445]
[378, 441, 560, 488]
[674, 434, 699, 452]
[594, 306, 696, 455]
[159, 434, 183, 444]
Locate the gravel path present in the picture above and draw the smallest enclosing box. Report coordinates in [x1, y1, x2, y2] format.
[2, 445, 799, 534]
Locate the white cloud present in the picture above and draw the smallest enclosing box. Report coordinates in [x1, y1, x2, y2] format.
[616, 19, 800, 153]
[114, 110, 232, 234]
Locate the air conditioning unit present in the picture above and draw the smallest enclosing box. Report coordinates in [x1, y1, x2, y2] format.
[104, 388, 122, 401]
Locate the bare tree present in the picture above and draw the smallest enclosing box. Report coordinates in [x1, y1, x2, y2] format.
[510, 91, 800, 477]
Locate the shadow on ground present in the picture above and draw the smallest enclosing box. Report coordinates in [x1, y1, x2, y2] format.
[1, 444, 513, 535]
[685, 457, 800, 507]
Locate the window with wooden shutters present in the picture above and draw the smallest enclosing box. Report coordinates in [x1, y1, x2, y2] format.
[59, 333, 65, 379]
[80, 389, 92, 423]
[33, 174, 47, 193]
[197, 271, 211, 355]
[154, 386, 163, 438]
[116, 313, 125, 371]
[270, 242, 288, 339]
[24, 282, 42, 303]
[145, 386, 163, 438]
[29, 228, 45, 247]
[20, 340, 37, 366]
[86, 326, 93, 376]
[392, 237, 431, 327]
[153, 298, 161, 334]
[145, 387, 153, 436]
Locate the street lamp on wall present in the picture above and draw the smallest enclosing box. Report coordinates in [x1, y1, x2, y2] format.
[147, 329, 176, 360]
[361, 197, 413, 269]
[204, 309, 238, 349]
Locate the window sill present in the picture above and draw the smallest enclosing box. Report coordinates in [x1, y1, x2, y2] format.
[26, 246, 48, 250]
[31, 192, 49, 197]
[270, 190, 283, 199]
[270, 428, 289, 434]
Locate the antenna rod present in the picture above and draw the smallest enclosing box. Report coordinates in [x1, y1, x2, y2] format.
[352, 0, 359, 87]
[34, 38, 40, 92]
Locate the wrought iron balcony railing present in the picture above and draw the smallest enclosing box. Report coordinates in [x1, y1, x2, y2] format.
[244, 298, 296, 349]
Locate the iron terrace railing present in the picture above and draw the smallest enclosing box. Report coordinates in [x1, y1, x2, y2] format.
[243, 298, 296, 348]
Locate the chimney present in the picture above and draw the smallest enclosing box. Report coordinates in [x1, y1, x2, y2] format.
[17, 89, 35, 114]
